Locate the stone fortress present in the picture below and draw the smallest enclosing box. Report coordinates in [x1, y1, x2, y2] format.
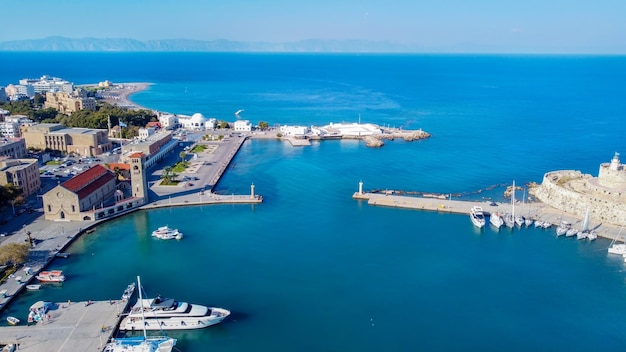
[533, 152, 626, 227]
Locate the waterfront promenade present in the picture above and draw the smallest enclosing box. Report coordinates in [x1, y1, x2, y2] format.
[353, 191, 624, 240]
[0, 131, 260, 350]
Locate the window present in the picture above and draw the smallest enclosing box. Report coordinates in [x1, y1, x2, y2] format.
[71, 205, 75, 212]
[47, 205, 51, 212]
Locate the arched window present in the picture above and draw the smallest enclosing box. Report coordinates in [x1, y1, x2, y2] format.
[60, 211, 65, 219]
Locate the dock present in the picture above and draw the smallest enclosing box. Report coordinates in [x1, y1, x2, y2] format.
[0, 299, 129, 351]
[353, 191, 623, 240]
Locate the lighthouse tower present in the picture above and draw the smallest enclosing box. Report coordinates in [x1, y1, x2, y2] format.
[358, 180, 363, 195]
[130, 152, 149, 204]
[250, 183, 255, 199]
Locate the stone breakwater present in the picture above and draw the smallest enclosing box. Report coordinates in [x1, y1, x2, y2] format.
[532, 170, 626, 227]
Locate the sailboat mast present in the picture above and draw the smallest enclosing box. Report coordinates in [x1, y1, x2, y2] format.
[137, 276, 147, 340]
[511, 180, 516, 218]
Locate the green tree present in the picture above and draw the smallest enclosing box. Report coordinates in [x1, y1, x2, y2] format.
[0, 243, 31, 268]
[179, 151, 186, 162]
[258, 121, 269, 130]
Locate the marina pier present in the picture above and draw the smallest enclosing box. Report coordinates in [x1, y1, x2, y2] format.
[353, 191, 623, 240]
[0, 299, 130, 351]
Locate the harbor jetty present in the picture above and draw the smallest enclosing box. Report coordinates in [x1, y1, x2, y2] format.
[353, 188, 623, 240]
[0, 298, 130, 351]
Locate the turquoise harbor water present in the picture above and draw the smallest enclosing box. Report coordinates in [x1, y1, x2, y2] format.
[1, 53, 626, 351]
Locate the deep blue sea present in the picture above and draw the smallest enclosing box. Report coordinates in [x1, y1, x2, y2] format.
[1, 53, 626, 351]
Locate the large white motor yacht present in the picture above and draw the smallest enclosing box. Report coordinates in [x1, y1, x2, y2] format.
[469, 206, 486, 228]
[121, 295, 230, 331]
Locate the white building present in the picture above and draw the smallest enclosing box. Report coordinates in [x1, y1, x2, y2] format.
[0, 108, 9, 118]
[205, 118, 217, 130]
[158, 114, 178, 130]
[20, 75, 73, 94]
[0, 115, 34, 138]
[234, 120, 252, 132]
[5, 84, 35, 99]
[279, 125, 310, 136]
[179, 113, 207, 130]
[323, 122, 382, 137]
[137, 127, 156, 140]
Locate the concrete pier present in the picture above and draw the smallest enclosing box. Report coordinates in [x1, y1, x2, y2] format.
[0, 299, 129, 351]
[353, 192, 623, 240]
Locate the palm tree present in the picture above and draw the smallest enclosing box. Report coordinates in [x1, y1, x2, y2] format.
[161, 166, 173, 185]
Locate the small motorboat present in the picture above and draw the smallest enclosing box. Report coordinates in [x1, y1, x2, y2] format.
[121, 282, 136, 301]
[26, 284, 41, 291]
[6, 316, 20, 325]
[55, 252, 70, 259]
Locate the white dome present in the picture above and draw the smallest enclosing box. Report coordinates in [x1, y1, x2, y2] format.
[190, 113, 206, 123]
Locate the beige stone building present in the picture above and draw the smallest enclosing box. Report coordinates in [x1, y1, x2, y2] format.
[21, 123, 112, 157]
[534, 152, 626, 226]
[44, 91, 96, 114]
[0, 158, 41, 197]
[42, 154, 149, 222]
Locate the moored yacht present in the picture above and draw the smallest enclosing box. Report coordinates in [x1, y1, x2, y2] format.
[489, 212, 504, 229]
[556, 221, 571, 236]
[151, 226, 183, 240]
[121, 295, 230, 331]
[608, 227, 625, 255]
[36, 270, 65, 283]
[469, 206, 486, 228]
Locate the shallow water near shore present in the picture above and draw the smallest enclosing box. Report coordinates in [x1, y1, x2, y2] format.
[2, 53, 626, 351]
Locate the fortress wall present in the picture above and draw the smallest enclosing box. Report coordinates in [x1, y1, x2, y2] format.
[598, 163, 626, 190]
[534, 171, 626, 226]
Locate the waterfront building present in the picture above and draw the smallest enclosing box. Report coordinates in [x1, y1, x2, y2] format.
[120, 130, 176, 169]
[0, 158, 41, 198]
[279, 125, 310, 136]
[19, 75, 74, 94]
[44, 91, 96, 114]
[5, 84, 35, 99]
[234, 119, 252, 132]
[158, 114, 178, 129]
[178, 112, 207, 130]
[534, 152, 626, 226]
[0, 109, 9, 118]
[0, 139, 27, 159]
[21, 123, 112, 157]
[319, 122, 382, 137]
[205, 118, 217, 130]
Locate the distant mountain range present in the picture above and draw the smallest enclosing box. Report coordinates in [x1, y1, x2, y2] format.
[0, 36, 420, 53]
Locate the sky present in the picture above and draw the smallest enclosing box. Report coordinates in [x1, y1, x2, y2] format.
[1, 0, 625, 53]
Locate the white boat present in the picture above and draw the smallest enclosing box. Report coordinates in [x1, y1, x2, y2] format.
[576, 231, 588, 240]
[514, 215, 524, 228]
[541, 221, 552, 229]
[608, 226, 625, 255]
[104, 277, 176, 352]
[489, 212, 504, 229]
[566, 227, 578, 237]
[586, 231, 597, 241]
[122, 283, 136, 301]
[534, 220, 544, 228]
[556, 221, 571, 236]
[151, 226, 183, 240]
[121, 287, 230, 331]
[503, 213, 515, 229]
[27, 301, 52, 324]
[6, 316, 19, 326]
[35, 270, 65, 283]
[26, 284, 41, 291]
[469, 206, 486, 228]
[55, 252, 70, 259]
[524, 217, 534, 227]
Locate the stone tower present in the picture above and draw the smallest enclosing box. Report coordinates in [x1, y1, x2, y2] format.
[129, 152, 149, 204]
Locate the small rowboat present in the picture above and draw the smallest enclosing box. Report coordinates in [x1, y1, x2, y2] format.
[26, 284, 41, 291]
[7, 316, 20, 325]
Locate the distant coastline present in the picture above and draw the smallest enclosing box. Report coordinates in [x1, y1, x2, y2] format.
[85, 82, 153, 111]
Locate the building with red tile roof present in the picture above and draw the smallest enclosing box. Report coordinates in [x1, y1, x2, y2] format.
[43, 164, 117, 221]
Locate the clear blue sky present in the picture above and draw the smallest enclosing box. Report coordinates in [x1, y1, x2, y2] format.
[2, 0, 625, 53]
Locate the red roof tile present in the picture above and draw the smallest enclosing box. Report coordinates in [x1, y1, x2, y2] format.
[61, 164, 116, 200]
[129, 152, 145, 158]
[106, 163, 131, 171]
